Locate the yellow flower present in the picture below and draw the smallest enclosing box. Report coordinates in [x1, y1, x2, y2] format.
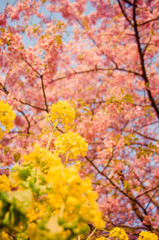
[109, 227, 128, 240]
[23, 145, 62, 170]
[46, 100, 75, 130]
[0, 100, 16, 139]
[46, 164, 104, 230]
[0, 231, 10, 240]
[54, 131, 88, 159]
[27, 223, 40, 240]
[27, 202, 46, 223]
[10, 164, 21, 188]
[0, 174, 11, 191]
[138, 231, 158, 240]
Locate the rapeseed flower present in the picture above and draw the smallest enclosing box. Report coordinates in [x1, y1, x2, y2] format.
[54, 131, 88, 159]
[0, 231, 10, 240]
[0, 100, 16, 139]
[138, 231, 158, 240]
[109, 227, 128, 240]
[23, 145, 62, 170]
[0, 174, 11, 191]
[46, 100, 75, 130]
[46, 164, 105, 230]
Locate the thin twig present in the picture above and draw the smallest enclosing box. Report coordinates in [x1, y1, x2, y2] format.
[40, 75, 49, 112]
[118, 0, 133, 26]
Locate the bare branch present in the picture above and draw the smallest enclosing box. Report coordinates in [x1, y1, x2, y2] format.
[117, 0, 133, 26]
[19, 100, 47, 112]
[85, 156, 148, 219]
[133, 130, 158, 142]
[135, 185, 159, 200]
[0, 82, 9, 95]
[40, 75, 49, 112]
[133, 0, 159, 119]
[138, 17, 159, 26]
[48, 67, 141, 85]
[24, 59, 41, 77]
[122, 0, 135, 6]
[18, 109, 31, 134]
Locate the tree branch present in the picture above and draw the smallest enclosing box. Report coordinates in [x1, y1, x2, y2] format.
[133, 130, 158, 142]
[138, 17, 159, 26]
[135, 185, 159, 200]
[0, 82, 9, 95]
[117, 0, 133, 26]
[133, 0, 159, 119]
[19, 100, 47, 112]
[24, 59, 41, 77]
[85, 156, 148, 220]
[122, 0, 135, 6]
[40, 75, 49, 112]
[18, 109, 31, 134]
[48, 67, 141, 85]
[24, 59, 49, 112]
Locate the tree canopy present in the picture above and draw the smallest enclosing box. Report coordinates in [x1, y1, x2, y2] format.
[0, 0, 159, 239]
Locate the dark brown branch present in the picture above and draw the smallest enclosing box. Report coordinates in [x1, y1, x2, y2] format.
[0, 82, 9, 95]
[24, 59, 48, 112]
[134, 172, 159, 209]
[135, 185, 159, 199]
[117, 0, 133, 26]
[145, 188, 159, 210]
[136, 121, 159, 130]
[18, 109, 31, 134]
[8, 131, 24, 134]
[1, 79, 48, 112]
[122, 0, 135, 6]
[133, 0, 159, 119]
[133, 130, 158, 142]
[48, 67, 141, 85]
[115, 66, 141, 76]
[40, 75, 49, 112]
[19, 100, 47, 112]
[85, 156, 148, 218]
[143, 38, 151, 56]
[24, 59, 41, 77]
[138, 17, 159, 26]
[111, 222, 147, 230]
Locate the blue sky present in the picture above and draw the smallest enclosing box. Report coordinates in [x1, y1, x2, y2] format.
[0, 0, 96, 48]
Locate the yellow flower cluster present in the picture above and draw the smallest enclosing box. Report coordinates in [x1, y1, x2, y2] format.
[0, 100, 16, 139]
[54, 131, 88, 159]
[109, 227, 129, 240]
[0, 174, 11, 192]
[138, 231, 158, 240]
[46, 164, 105, 230]
[23, 144, 61, 171]
[0, 231, 10, 240]
[27, 202, 46, 223]
[0, 100, 104, 239]
[46, 100, 75, 130]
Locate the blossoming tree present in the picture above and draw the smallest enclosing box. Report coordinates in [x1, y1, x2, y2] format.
[0, 0, 159, 239]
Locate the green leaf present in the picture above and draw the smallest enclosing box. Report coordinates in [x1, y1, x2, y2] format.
[46, 215, 63, 234]
[19, 167, 31, 181]
[8, 189, 32, 213]
[123, 94, 134, 104]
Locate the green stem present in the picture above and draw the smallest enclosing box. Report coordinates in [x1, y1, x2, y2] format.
[46, 129, 54, 151]
[59, 203, 65, 218]
[64, 152, 69, 166]
[86, 228, 96, 240]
